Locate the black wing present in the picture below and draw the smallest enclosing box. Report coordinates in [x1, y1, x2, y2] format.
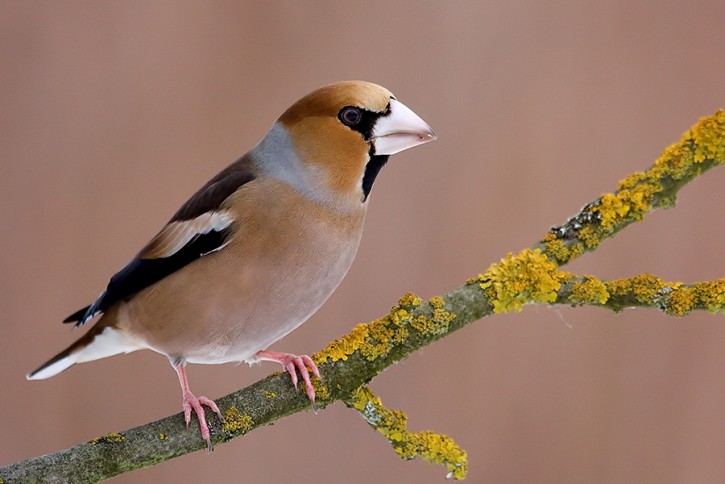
[64, 156, 256, 326]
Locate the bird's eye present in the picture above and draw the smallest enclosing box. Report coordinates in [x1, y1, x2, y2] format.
[339, 106, 363, 127]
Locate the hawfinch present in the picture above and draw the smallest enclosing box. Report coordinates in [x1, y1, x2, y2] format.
[28, 81, 436, 449]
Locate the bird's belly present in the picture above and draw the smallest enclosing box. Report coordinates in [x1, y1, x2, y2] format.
[185, 256, 351, 365]
[121, 213, 364, 364]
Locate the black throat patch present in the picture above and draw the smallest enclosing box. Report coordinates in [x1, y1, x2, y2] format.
[361, 153, 389, 202]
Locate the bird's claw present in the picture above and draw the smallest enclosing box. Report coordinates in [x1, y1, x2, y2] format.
[256, 350, 321, 411]
[181, 390, 222, 452]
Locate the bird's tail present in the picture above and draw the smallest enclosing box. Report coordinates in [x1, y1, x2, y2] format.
[27, 323, 139, 380]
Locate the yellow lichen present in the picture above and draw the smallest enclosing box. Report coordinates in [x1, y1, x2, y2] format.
[474, 248, 566, 313]
[408, 297, 456, 337]
[693, 279, 725, 313]
[595, 193, 631, 227]
[570, 276, 610, 306]
[310, 376, 330, 401]
[431, 297, 456, 327]
[656, 141, 693, 181]
[314, 322, 370, 363]
[349, 386, 467, 480]
[410, 315, 434, 335]
[603, 278, 630, 298]
[158, 433, 169, 441]
[662, 285, 696, 317]
[389, 307, 411, 326]
[398, 292, 422, 308]
[358, 318, 401, 360]
[686, 110, 725, 164]
[605, 275, 664, 305]
[629, 274, 664, 304]
[262, 390, 277, 399]
[569, 242, 585, 259]
[416, 431, 468, 480]
[600, 275, 722, 316]
[315, 298, 415, 364]
[645, 111, 724, 185]
[541, 232, 571, 262]
[617, 171, 649, 191]
[315, 318, 394, 362]
[89, 432, 125, 445]
[577, 225, 600, 250]
[593, 183, 653, 229]
[222, 406, 253, 435]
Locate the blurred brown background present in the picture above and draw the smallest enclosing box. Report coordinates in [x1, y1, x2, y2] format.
[1, 1, 724, 483]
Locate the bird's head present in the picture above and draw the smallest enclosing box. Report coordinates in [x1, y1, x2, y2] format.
[252, 81, 436, 209]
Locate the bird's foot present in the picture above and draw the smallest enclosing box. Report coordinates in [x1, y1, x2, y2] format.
[181, 390, 223, 451]
[255, 350, 321, 412]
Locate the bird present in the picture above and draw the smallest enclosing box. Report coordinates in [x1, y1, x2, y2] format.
[27, 80, 436, 450]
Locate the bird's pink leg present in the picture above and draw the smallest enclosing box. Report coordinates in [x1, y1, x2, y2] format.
[174, 362, 223, 451]
[255, 350, 321, 411]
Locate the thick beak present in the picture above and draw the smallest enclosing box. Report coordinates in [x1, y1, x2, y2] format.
[372, 99, 437, 155]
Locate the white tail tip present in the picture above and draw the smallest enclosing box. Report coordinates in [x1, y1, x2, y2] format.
[27, 355, 76, 380]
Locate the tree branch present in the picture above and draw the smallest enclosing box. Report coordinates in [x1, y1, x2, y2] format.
[345, 385, 468, 480]
[537, 110, 724, 265]
[556, 275, 725, 315]
[2, 111, 722, 483]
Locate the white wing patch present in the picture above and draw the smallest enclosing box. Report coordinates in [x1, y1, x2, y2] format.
[141, 210, 234, 259]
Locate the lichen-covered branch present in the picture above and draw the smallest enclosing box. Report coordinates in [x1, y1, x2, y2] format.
[1, 111, 722, 483]
[469, 256, 724, 316]
[538, 110, 724, 265]
[346, 386, 467, 479]
[560, 275, 725, 315]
